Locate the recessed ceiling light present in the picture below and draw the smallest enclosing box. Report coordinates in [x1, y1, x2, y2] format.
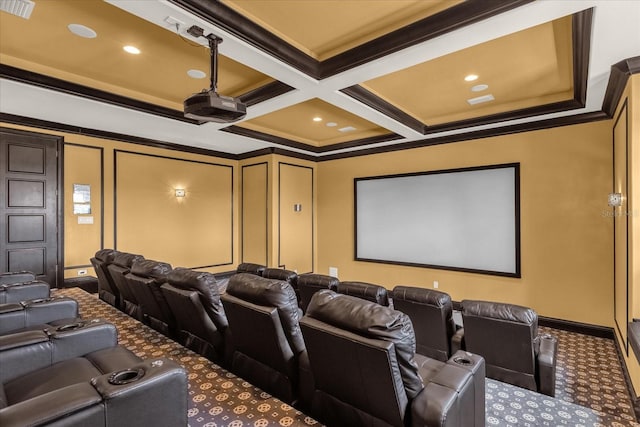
[471, 84, 489, 92]
[467, 94, 495, 105]
[464, 74, 479, 82]
[68, 24, 97, 39]
[123, 45, 141, 55]
[338, 126, 357, 132]
[187, 69, 206, 79]
[313, 117, 322, 122]
[326, 122, 337, 127]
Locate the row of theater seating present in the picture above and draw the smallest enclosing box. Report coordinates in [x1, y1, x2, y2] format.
[90, 251, 557, 425]
[89, 252, 486, 426]
[0, 273, 188, 426]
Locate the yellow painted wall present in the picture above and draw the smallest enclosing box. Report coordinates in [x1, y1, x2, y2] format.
[241, 161, 269, 265]
[0, 122, 239, 277]
[317, 120, 613, 327]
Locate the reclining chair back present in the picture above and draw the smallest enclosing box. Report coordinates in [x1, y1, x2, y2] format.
[392, 286, 457, 361]
[461, 300, 539, 391]
[297, 273, 339, 312]
[162, 269, 229, 363]
[262, 267, 299, 303]
[0, 280, 49, 304]
[221, 273, 305, 403]
[300, 290, 422, 426]
[126, 259, 174, 336]
[90, 249, 119, 308]
[337, 281, 390, 306]
[0, 272, 36, 286]
[107, 252, 144, 319]
[236, 262, 266, 276]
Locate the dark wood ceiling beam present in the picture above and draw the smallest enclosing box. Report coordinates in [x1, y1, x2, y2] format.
[168, 0, 320, 77]
[169, 0, 533, 80]
[239, 81, 294, 106]
[0, 64, 202, 124]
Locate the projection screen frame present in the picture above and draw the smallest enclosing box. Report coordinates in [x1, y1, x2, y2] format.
[354, 163, 521, 278]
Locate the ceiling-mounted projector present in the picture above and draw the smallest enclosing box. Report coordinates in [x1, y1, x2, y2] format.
[184, 26, 247, 123]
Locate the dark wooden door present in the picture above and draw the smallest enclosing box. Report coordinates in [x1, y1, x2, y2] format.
[0, 128, 62, 287]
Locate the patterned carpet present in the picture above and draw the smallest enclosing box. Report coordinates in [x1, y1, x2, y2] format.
[54, 288, 638, 427]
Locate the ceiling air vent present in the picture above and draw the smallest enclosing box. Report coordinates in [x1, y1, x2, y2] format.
[0, 0, 35, 19]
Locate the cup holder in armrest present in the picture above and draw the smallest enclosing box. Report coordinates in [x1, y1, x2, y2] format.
[108, 368, 145, 385]
[56, 322, 85, 332]
[453, 356, 472, 366]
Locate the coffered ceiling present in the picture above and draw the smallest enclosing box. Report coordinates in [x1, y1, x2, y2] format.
[0, 0, 639, 157]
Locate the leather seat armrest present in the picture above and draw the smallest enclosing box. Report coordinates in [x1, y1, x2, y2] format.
[536, 334, 558, 397]
[0, 330, 49, 351]
[451, 328, 465, 353]
[410, 382, 459, 427]
[46, 320, 118, 363]
[0, 383, 102, 427]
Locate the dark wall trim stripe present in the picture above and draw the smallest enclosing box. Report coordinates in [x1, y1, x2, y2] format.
[64, 264, 92, 270]
[1, 110, 610, 163]
[341, 9, 592, 137]
[113, 149, 234, 268]
[602, 56, 640, 117]
[241, 162, 269, 266]
[537, 316, 615, 339]
[64, 142, 105, 254]
[0, 113, 237, 160]
[170, 0, 532, 79]
[316, 111, 610, 161]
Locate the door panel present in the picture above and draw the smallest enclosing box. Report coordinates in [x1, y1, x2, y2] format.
[1, 129, 61, 286]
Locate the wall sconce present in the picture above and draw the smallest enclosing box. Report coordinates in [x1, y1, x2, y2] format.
[293, 204, 302, 212]
[175, 189, 186, 198]
[608, 193, 622, 207]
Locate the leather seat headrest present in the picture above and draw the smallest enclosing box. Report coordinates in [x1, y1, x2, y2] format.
[236, 263, 266, 276]
[262, 268, 297, 285]
[131, 259, 172, 280]
[392, 286, 452, 308]
[297, 274, 339, 289]
[337, 281, 389, 306]
[94, 249, 116, 263]
[112, 252, 144, 268]
[168, 269, 222, 300]
[461, 300, 537, 325]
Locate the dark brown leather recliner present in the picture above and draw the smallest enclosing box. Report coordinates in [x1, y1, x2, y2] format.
[300, 290, 485, 427]
[0, 279, 48, 304]
[297, 273, 339, 313]
[0, 321, 187, 426]
[90, 249, 120, 309]
[161, 269, 231, 365]
[0, 296, 79, 335]
[236, 262, 266, 276]
[221, 273, 312, 406]
[262, 267, 300, 304]
[461, 299, 558, 396]
[126, 259, 175, 337]
[337, 281, 390, 306]
[107, 252, 145, 320]
[392, 286, 463, 361]
[0, 271, 36, 286]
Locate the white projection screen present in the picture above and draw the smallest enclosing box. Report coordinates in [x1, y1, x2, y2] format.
[355, 163, 520, 277]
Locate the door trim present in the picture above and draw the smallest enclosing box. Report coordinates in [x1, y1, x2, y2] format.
[0, 127, 64, 287]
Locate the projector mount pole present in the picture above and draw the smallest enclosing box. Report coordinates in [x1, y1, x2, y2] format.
[206, 34, 222, 94]
[186, 25, 222, 94]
